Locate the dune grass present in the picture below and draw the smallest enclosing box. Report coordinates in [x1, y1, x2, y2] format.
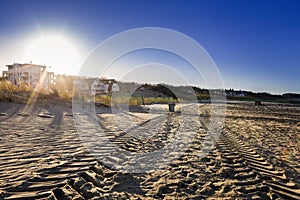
[94, 94, 177, 107]
[0, 81, 33, 103]
[0, 80, 179, 106]
[0, 81, 72, 104]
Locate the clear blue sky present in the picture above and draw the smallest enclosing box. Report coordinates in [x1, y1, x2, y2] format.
[0, 0, 299, 94]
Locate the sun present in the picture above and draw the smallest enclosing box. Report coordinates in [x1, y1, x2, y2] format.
[25, 34, 83, 75]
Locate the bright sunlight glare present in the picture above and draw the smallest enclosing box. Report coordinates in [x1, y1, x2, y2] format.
[24, 34, 82, 75]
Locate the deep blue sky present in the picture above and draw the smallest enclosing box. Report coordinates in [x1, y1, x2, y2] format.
[0, 0, 299, 94]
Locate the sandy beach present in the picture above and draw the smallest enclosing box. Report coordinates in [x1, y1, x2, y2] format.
[0, 101, 299, 199]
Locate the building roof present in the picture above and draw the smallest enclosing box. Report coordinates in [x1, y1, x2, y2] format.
[6, 63, 48, 68]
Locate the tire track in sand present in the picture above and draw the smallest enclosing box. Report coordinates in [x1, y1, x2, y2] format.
[0, 104, 97, 200]
[220, 131, 300, 199]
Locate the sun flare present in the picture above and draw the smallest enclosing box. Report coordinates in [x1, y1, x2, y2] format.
[25, 34, 82, 75]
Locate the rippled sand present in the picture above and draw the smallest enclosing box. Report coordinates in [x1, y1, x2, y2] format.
[0, 101, 299, 199]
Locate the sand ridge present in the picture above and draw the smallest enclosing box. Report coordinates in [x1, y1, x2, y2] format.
[0, 101, 299, 199]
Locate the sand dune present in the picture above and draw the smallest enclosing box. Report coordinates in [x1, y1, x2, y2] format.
[0, 101, 299, 199]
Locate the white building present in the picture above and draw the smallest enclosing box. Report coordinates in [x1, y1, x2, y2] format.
[74, 78, 119, 95]
[100, 79, 119, 94]
[2, 63, 54, 89]
[226, 90, 245, 97]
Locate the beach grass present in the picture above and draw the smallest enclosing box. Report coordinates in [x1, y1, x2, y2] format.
[0, 81, 71, 104]
[0, 81, 178, 106]
[94, 94, 177, 107]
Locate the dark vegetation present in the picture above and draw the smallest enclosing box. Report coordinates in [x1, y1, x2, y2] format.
[0, 76, 299, 105]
